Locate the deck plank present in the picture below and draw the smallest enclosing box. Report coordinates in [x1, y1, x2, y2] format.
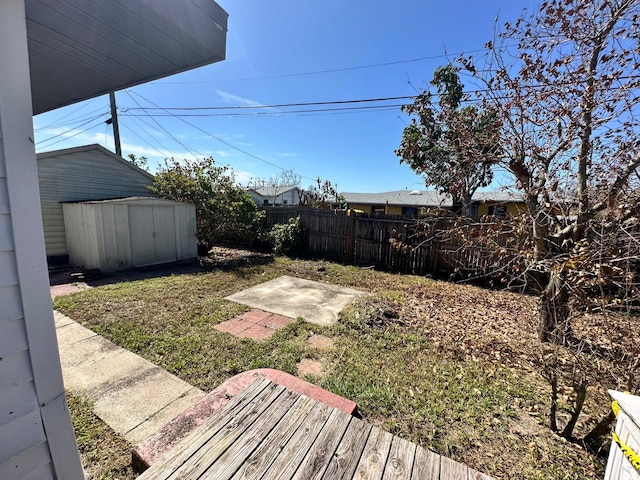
[138, 378, 272, 480]
[353, 425, 394, 480]
[321, 417, 372, 480]
[138, 378, 494, 480]
[382, 436, 417, 480]
[168, 383, 285, 479]
[411, 447, 441, 480]
[439, 455, 469, 480]
[230, 395, 317, 480]
[291, 408, 352, 480]
[260, 402, 332, 480]
[198, 388, 300, 479]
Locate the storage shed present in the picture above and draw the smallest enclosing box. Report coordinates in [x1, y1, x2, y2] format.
[63, 197, 197, 272]
[37, 144, 155, 263]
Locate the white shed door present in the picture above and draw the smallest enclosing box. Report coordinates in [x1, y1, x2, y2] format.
[129, 206, 177, 267]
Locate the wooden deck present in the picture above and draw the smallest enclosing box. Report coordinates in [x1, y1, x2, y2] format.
[138, 377, 492, 480]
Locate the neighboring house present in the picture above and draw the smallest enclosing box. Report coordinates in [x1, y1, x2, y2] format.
[0, 1, 227, 479]
[248, 185, 302, 207]
[342, 190, 525, 218]
[469, 190, 527, 218]
[343, 190, 451, 216]
[37, 144, 155, 264]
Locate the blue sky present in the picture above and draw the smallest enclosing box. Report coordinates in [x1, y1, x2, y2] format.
[33, 0, 534, 192]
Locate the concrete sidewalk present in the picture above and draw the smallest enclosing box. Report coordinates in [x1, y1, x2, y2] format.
[54, 311, 205, 444]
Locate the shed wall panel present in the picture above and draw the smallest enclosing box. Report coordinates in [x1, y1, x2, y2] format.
[129, 205, 157, 267]
[38, 146, 154, 256]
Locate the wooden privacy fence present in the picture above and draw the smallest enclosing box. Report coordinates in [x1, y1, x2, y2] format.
[262, 207, 519, 277]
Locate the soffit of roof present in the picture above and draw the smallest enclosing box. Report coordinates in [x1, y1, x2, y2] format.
[26, 0, 228, 115]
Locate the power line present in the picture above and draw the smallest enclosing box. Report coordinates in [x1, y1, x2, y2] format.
[124, 96, 412, 111]
[36, 113, 108, 147]
[126, 73, 640, 114]
[36, 117, 107, 149]
[127, 90, 318, 183]
[121, 104, 405, 118]
[34, 97, 103, 131]
[121, 116, 174, 160]
[151, 48, 495, 84]
[123, 90, 203, 161]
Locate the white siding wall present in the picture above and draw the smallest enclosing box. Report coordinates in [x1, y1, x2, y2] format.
[0, 3, 53, 476]
[38, 146, 153, 257]
[0, 141, 52, 480]
[1, 3, 83, 477]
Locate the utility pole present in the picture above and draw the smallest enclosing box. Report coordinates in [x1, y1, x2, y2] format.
[109, 91, 122, 157]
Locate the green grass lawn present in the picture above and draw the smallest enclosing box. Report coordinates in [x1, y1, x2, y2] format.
[56, 251, 612, 479]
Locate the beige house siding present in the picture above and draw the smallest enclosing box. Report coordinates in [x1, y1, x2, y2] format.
[37, 144, 154, 258]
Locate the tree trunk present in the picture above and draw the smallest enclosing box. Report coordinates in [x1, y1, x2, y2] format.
[561, 379, 588, 439]
[538, 269, 572, 344]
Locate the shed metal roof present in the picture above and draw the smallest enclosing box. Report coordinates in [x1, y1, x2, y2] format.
[27, 0, 228, 115]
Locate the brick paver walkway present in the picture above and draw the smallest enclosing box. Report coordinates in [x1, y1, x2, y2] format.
[214, 309, 295, 340]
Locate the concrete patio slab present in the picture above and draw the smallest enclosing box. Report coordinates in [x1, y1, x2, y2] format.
[225, 275, 366, 326]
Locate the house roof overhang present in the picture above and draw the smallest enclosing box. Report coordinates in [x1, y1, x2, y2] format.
[27, 0, 228, 115]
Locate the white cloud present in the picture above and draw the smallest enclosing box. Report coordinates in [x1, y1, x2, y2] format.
[214, 89, 263, 107]
[230, 169, 255, 186]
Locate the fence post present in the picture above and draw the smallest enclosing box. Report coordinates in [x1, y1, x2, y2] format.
[429, 218, 440, 274]
[347, 215, 355, 262]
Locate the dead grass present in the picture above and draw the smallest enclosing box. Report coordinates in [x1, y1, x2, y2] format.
[53, 246, 633, 479]
[67, 393, 136, 480]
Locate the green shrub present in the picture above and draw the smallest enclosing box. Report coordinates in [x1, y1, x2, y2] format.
[148, 157, 264, 249]
[269, 217, 307, 256]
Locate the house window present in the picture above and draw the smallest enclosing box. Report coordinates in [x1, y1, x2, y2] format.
[402, 207, 417, 216]
[283, 199, 288, 205]
[466, 204, 478, 218]
[372, 205, 385, 215]
[263, 199, 269, 206]
[488, 205, 507, 217]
